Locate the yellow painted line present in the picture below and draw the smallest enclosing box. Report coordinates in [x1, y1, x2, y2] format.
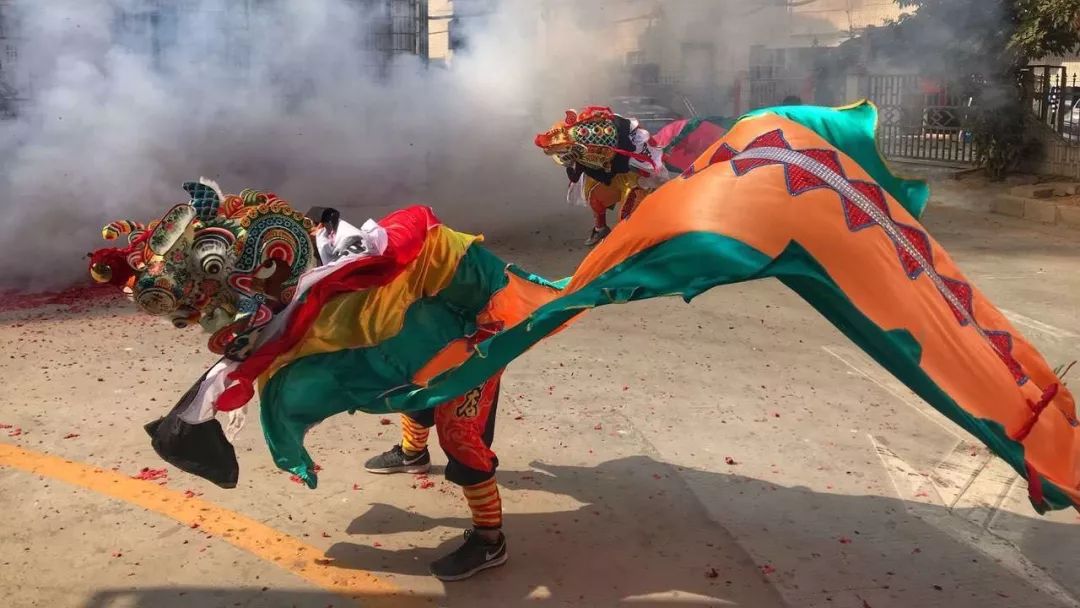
[0, 443, 431, 607]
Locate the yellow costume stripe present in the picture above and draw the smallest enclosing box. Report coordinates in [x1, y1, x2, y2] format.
[466, 493, 499, 507]
[258, 225, 480, 386]
[463, 478, 502, 528]
[400, 414, 431, 453]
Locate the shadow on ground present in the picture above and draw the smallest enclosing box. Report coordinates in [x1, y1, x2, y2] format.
[318, 455, 1080, 607]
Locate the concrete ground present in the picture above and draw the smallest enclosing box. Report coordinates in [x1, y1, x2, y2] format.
[1, 189, 1079, 607]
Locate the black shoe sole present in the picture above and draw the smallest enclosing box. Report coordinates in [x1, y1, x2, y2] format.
[363, 462, 431, 474]
[431, 552, 509, 582]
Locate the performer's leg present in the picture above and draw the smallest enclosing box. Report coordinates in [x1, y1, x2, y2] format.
[589, 194, 610, 230]
[400, 413, 431, 455]
[584, 177, 615, 246]
[363, 409, 434, 474]
[428, 373, 507, 581]
[620, 186, 649, 221]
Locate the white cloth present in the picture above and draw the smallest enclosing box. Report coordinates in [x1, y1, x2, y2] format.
[567, 179, 586, 207]
[315, 218, 388, 263]
[224, 407, 247, 442]
[628, 126, 671, 189]
[179, 358, 240, 425]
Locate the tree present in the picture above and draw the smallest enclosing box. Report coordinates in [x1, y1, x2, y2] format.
[883, 0, 1080, 178]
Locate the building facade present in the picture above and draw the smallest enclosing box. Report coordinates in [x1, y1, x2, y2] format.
[0, 0, 29, 117]
[0, 0, 430, 117]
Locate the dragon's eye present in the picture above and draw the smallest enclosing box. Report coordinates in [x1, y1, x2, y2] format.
[90, 263, 112, 284]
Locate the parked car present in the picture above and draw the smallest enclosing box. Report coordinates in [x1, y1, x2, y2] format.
[1056, 87, 1080, 141]
[609, 96, 683, 134]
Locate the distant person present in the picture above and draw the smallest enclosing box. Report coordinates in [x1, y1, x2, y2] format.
[535, 106, 669, 246]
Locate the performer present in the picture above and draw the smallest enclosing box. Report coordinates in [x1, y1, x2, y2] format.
[535, 106, 669, 246]
[89, 184, 511, 581]
[364, 375, 507, 581]
[89, 102, 1080, 582]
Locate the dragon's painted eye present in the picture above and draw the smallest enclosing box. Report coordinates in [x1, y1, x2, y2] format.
[90, 263, 112, 284]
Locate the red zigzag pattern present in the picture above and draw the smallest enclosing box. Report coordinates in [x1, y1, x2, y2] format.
[688, 129, 1027, 386]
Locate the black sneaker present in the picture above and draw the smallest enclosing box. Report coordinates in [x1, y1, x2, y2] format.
[430, 529, 508, 582]
[584, 226, 611, 247]
[363, 444, 431, 474]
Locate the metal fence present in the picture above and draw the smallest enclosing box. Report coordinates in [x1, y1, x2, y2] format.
[363, 0, 429, 64]
[1021, 65, 1080, 142]
[865, 74, 977, 165]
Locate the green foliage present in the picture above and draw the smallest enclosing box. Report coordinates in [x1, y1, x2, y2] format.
[884, 0, 1080, 177]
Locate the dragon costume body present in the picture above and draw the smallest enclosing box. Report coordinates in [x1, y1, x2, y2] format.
[535, 105, 670, 246]
[88, 102, 1080, 579]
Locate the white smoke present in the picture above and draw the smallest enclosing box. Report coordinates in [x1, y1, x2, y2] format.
[0, 0, 645, 288]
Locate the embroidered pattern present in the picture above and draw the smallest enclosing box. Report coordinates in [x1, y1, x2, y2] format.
[698, 129, 1028, 385]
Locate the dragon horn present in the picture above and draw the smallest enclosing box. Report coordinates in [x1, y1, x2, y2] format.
[102, 220, 145, 241]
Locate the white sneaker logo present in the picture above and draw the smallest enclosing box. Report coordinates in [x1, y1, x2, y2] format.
[485, 545, 503, 561]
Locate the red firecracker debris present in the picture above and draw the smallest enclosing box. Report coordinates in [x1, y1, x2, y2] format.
[839, 537, 852, 544]
[514, 415, 524, 420]
[0, 423, 12, 429]
[379, 418, 392, 425]
[63, 433, 80, 439]
[352, 483, 361, 491]
[419, 479, 435, 489]
[623, 386, 630, 391]
[313, 464, 323, 472]
[111, 552, 123, 558]
[289, 475, 304, 485]
[759, 564, 776, 575]
[8, 427, 23, 437]
[373, 542, 382, 548]
[189, 522, 200, 529]
[0, 285, 120, 314]
[724, 457, 738, 466]
[131, 467, 167, 481]
[593, 423, 602, 430]
[183, 490, 198, 499]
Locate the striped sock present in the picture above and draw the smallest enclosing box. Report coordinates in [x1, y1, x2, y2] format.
[400, 415, 430, 455]
[463, 478, 502, 530]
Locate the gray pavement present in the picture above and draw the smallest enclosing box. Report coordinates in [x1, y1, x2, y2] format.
[0, 192, 1078, 607]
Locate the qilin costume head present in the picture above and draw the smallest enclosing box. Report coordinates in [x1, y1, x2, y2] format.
[534, 106, 623, 171]
[88, 178, 317, 358]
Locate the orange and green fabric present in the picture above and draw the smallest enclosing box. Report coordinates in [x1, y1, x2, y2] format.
[250, 101, 1078, 515]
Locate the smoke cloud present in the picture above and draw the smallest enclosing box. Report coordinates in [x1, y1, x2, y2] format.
[0, 0, 647, 288]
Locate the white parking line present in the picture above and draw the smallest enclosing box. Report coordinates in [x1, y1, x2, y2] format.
[1001, 309, 1079, 340]
[872, 436, 1080, 608]
[821, 345, 963, 440]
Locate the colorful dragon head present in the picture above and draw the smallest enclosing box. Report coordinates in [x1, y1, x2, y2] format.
[534, 106, 621, 171]
[88, 179, 317, 357]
